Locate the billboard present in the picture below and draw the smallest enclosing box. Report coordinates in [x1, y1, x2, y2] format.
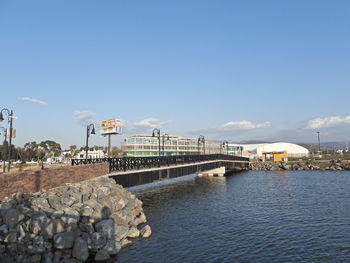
[100, 119, 122, 135]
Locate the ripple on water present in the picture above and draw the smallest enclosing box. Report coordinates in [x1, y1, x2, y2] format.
[117, 171, 350, 263]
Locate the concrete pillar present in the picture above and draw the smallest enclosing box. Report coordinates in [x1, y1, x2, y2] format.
[197, 166, 225, 177]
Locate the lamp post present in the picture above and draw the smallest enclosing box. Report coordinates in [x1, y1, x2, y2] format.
[223, 141, 228, 155]
[85, 124, 96, 162]
[317, 131, 321, 153]
[198, 135, 205, 155]
[0, 127, 7, 173]
[0, 109, 14, 172]
[186, 138, 190, 155]
[152, 128, 161, 157]
[162, 133, 169, 156]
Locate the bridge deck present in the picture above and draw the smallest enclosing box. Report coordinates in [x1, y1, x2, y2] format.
[72, 154, 249, 187]
[107, 159, 247, 176]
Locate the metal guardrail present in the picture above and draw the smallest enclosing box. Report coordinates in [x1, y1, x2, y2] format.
[71, 154, 249, 172]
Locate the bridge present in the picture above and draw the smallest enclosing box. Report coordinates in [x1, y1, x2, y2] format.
[72, 154, 249, 187]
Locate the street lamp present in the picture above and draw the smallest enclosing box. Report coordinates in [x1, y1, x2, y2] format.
[0, 127, 7, 173]
[198, 135, 205, 155]
[152, 128, 161, 157]
[223, 141, 229, 155]
[162, 133, 169, 156]
[0, 108, 14, 172]
[317, 131, 321, 153]
[85, 124, 96, 162]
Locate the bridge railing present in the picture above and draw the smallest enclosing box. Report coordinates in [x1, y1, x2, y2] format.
[71, 154, 249, 172]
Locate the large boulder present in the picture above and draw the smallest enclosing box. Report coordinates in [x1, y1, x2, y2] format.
[72, 237, 89, 261]
[53, 231, 75, 249]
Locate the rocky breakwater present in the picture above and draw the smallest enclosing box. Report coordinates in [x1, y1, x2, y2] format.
[0, 177, 151, 262]
[250, 160, 350, 171]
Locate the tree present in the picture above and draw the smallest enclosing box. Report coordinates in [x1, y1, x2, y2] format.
[1, 141, 17, 161]
[38, 140, 62, 162]
[69, 145, 79, 158]
[39, 140, 62, 157]
[22, 141, 39, 161]
[111, 146, 123, 157]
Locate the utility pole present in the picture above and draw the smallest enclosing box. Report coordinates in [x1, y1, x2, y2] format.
[107, 134, 111, 157]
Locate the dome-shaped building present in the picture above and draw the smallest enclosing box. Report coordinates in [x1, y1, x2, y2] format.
[228, 142, 310, 160]
[255, 142, 309, 159]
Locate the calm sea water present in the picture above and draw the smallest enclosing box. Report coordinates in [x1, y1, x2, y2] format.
[117, 171, 350, 263]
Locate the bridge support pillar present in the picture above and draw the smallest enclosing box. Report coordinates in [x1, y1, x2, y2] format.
[197, 166, 225, 177]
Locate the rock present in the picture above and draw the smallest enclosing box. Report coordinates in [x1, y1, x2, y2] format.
[72, 237, 89, 261]
[53, 231, 75, 249]
[78, 222, 94, 234]
[47, 195, 62, 210]
[120, 238, 132, 247]
[140, 225, 152, 238]
[30, 254, 42, 263]
[132, 212, 147, 226]
[90, 232, 107, 249]
[127, 227, 140, 238]
[27, 235, 46, 254]
[28, 215, 50, 235]
[2, 208, 25, 226]
[95, 250, 110, 262]
[0, 176, 148, 262]
[0, 244, 5, 253]
[80, 206, 94, 217]
[18, 225, 26, 240]
[52, 219, 66, 234]
[95, 219, 114, 240]
[103, 239, 121, 255]
[115, 199, 126, 211]
[115, 225, 129, 241]
[0, 224, 9, 235]
[62, 197, 76, 207]
[4, 231, 18, 243]
[96, 186, 110, 198]
[42, 253, 54, 263]
[31, 198, 51, 210]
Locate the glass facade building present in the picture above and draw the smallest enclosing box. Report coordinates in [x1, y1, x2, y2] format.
[227, 145, 243, 156]
[121, 135, 224, 157]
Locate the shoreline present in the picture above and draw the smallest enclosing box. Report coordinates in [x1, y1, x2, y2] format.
[249, 160, 350, 171]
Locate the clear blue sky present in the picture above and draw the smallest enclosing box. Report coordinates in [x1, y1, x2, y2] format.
[1, 0, 350, 148]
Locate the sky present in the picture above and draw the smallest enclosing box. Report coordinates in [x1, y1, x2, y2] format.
[0, 0, 350, 149]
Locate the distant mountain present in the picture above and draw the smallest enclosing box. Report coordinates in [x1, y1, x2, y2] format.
[299, 141, 349, 151]
[238, 140, 271, 144]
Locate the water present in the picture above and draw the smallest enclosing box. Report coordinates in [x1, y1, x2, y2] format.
[117, 171, 350, 263]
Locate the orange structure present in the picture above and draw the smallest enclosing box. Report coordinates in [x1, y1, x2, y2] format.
[262, 151, 288, 162]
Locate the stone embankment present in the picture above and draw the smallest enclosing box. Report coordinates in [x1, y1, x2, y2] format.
[0, 177, 151, 262]
[250, 160, 350, 171]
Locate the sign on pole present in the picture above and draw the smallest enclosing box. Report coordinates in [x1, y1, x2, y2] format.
[6, 128, 16, 139]
[100, 119, 122, 135]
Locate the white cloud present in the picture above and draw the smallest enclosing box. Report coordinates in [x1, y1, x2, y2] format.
[135, 118, 171, 128]
[187, 120, 271, 140]
[306, 116, 350, 129]
[19, 97, 46, 105]
[119, 117, 171, 136]
[74, 110, 97, 126]
[220, 120, 271, 130]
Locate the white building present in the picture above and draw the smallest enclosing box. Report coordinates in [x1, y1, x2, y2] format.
[76, 149, 106, 159]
